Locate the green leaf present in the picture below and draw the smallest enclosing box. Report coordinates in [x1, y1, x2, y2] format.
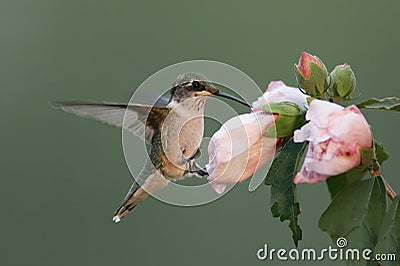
[262, 102, 306, 138]
[294, 142, 308, 175]
[265, 140, 304, 247]
[326, 167, 367, 199]
[374, 141, 389, 165]
[261, 101, 302, 116]
[319, 177, 387, 265]
[357, 97, 400, 112]
[373, 196, 400, 266]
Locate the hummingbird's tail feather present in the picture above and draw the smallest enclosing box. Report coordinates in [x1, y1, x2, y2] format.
[113, 171, 168, 223]
[112, 181, 142, 222]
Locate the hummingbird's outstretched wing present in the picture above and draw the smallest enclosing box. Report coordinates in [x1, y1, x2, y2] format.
[55, 101, 169, 143]
[112, 158, 168, 222]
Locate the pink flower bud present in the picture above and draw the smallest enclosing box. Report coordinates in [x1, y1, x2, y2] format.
[293, 100, 373, 184]
[294, 52, 328, 98]
[252, 81, 308, 110]
[206, 111, 279, 194]
[206, 81, 308, 194]
[297, 52, 325, 79]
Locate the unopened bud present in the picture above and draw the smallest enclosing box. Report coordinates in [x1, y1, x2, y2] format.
[328, 63, 356, 103]
[294, 52, 329, 98]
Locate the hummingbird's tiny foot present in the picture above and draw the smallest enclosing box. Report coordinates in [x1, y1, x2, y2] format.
[198, 168, 208, 176]
[191, 168, 208, 178]
[188, 161, 209, 177]
[113, 215, 121, 223]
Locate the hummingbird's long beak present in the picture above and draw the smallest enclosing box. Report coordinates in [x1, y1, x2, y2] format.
[212, 91, 251, 108]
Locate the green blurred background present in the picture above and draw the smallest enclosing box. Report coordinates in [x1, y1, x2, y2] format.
[1, 0, 399, 265]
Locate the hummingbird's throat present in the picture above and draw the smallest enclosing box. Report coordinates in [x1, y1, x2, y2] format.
[167, 97, 207, 112]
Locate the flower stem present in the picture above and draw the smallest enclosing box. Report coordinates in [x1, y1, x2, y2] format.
[370, 169, 397, 200]
[381, 175, 397, 200]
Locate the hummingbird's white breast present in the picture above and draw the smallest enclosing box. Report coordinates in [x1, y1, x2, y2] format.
[161, 97, 206, 178]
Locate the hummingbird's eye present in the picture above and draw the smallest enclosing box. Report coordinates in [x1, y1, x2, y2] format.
[192, 81, 201, 90]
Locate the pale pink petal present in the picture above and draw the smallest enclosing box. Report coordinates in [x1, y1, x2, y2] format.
[294, 123, 311, 143]
[306, 141, 361, 176]
[324, 140, 340, 160]
[306, 100, 343, 128]
[327, 106, 372, 149]
[294, 122, 331, 143]
[294, 167, 330, 184]
[207, 178, 227, 194]
[308, 124, 331, 143]
[206, 112, 277, 186]
[346, 105, 362, 115]
[266, 80, 286, 91]
[208, 112, 275, 165]
[237, 136, 278, 182]
[206, 135, 278, 185]
[252, 81, 308, 111]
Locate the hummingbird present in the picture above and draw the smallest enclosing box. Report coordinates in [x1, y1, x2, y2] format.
[56, 72, 250, 222]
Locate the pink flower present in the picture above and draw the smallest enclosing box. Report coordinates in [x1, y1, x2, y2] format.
[293, 100, 373, 184]
[206, 81, 308, 194]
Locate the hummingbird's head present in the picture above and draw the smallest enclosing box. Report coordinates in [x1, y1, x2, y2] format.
[169, 72, 251, 108]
